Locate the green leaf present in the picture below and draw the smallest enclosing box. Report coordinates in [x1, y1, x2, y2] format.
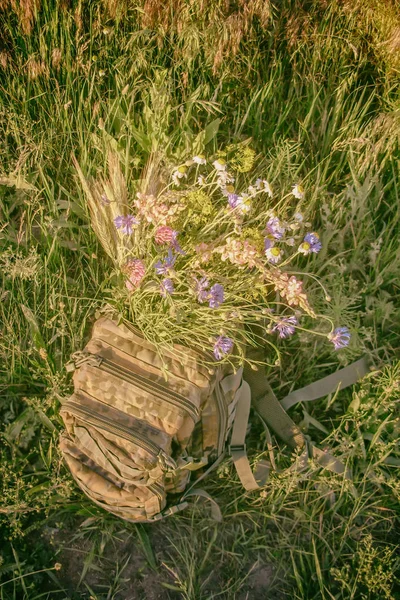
[204, 118, 221, 145]
[302, 409, 329, 434]
[35, 408, 57, 433]
[136, 525, 157, 571]
[20, 304, 45, 351]
[129, 123, 152, 153]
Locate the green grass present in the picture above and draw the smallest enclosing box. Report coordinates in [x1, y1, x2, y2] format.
[0, 0, 399, 598]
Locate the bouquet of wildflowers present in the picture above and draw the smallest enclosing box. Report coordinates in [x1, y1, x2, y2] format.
[73, 146, 350, 367]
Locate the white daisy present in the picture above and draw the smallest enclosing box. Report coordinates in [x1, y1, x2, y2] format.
[291, 184, 305, 200]
[193, 154, 206, 165]
[217, 171, 235, 189]
[237, 196, 252, 214]
[213, 158, 227, 171]
[172, 165, 187, 186]
[255, 179, 273, 197]
[265, 246, 282, 264]
[298, 241, 311, 255]
[263, 181, 273, 198]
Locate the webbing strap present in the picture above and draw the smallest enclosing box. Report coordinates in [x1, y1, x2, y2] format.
[150, 489, 222, 522]
[280, 357, 369, 410]
[243, 358, 368, 480]
[245, 367, 305, 449]
[183, 488, 223, 522]
[230, 381, 270, 490]
[220, 367, 243, 395]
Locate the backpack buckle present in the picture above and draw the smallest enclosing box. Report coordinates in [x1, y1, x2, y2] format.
[229, 443, 246, 455]
[178, 456, 209, 471]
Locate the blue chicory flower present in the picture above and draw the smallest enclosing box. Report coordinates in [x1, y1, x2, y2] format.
[272, 315, 298, 338]
[209, 283, 224, 309]
[213, 336, 234, 360]
[328, 327, 351, 350]
[155, 250, 176, 275]
[114, 214, 139, 235]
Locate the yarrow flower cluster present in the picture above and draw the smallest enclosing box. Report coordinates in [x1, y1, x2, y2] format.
[79, 147, 352, 362]
[134, 192, 184, 225]
[215, 237, 260, 269]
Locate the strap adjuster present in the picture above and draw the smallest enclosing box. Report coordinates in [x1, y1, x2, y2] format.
[229, 443, 246, 454]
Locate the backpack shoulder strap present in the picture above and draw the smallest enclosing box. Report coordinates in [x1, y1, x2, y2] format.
[229, 381, 270, 490]
[280, 357, 369, 410]
[230, 357, 369, 490]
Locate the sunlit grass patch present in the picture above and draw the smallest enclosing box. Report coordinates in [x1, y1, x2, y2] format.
[0, 0, 399, 597]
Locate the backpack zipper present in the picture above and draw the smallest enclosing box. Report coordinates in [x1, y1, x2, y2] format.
[63, 398, 177, 472]
[122, 321, 215, 376]
[74, 352, 200, 423]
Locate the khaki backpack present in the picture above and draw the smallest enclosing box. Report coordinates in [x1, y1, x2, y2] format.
[60, 317, 369, 522]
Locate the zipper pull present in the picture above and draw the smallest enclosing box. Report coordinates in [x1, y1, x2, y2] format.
[158, 450, 177, 472]
[66, 352, 103, 372]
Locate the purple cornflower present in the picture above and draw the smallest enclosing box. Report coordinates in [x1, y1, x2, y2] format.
[328, 327, 351, 350]
[172, 237, 186, 256]
[194, 277, 210, 303]
[160, 278, 174, 297]
[265, 216, 285, 240]
[209, 283, 224, 309]
[227, 193, 240, 209]
[213, 336, 234, 360]
[155, 250, 176, 275]
[114, 214, 139, 235]
[264, 236, 275, 251]
[272, 315, 298, 338]
[304, 232, 322, 254]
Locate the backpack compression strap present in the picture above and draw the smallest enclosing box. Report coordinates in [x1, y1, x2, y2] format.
[231, 356, 370, 491]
